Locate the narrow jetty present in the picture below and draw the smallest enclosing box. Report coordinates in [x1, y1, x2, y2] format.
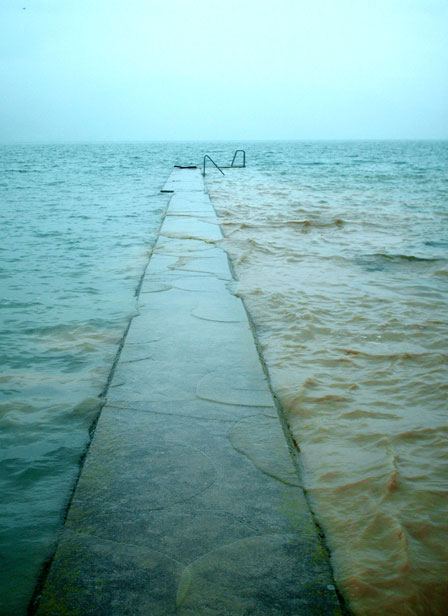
[35, 168, 343, 615]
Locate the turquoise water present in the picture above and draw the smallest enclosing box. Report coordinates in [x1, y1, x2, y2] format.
[0, 142, 198, 614]
[1, 141, 447, 615]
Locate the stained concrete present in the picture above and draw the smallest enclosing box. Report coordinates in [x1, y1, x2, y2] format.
[35, 167, 343, 615]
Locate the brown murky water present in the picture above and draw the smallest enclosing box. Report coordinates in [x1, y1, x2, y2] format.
[206, 141, 448, 616]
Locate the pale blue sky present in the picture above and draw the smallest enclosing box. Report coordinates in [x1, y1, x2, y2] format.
[1, 0, 447, 141]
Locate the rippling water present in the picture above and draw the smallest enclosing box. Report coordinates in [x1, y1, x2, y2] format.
[1, 141, 447, 615]
[206, 141, 448, 616]
[0, 142, 212, 614]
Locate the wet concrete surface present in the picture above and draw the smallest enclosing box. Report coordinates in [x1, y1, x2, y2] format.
[35, 168, 343, 615]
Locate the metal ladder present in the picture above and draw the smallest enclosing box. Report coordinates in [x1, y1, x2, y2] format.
[230, 149, 246, 168]
[202, 150, 246, 176]
[202, 155, 225, 176]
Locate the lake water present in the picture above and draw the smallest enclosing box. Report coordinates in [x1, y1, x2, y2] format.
[206, 140, 448, 616]
[0, 141, 193, 614]
[1, 141, 447, 615]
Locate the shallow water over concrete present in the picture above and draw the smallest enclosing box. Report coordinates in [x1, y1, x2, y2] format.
[35, 168, 343, 615]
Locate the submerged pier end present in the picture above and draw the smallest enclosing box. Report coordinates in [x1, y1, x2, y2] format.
[35, 168, 343, 615]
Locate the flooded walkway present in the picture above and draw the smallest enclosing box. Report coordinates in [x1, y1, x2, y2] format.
[35, 168, 343, 615]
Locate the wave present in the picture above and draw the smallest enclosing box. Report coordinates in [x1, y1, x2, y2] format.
[206, 144, 448, 616]
[356, 252, 445, 271]
[222, 218, 345, 231]
[335, 348, 447, 362]
[371, 253, 444, 263]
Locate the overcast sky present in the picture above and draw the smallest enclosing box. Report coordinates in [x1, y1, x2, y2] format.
[1, 0, 447, 141]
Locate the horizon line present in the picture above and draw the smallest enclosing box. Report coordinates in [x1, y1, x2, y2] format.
[1, 137, 448, 146]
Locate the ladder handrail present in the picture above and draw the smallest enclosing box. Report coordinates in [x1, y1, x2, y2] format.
[202, 155, 225, 176]
[231, 149, 246, 167]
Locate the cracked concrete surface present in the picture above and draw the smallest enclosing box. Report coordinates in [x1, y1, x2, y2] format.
[35, 167, 343, 615]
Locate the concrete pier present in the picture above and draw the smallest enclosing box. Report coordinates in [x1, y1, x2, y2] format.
[35, 168, 343, 615]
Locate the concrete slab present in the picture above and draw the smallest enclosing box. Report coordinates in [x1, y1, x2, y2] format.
[161, 167, 204, 193]
[161, 215, 222, 243]
[35, 168, 343, 616]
